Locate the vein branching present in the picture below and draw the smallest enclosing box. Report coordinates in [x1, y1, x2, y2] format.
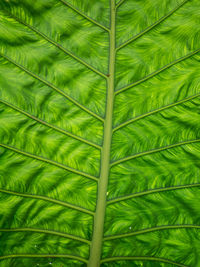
[0, 99, 101, 150]
[107, 183, 200, 204]
[0, 188, 94, 216]
[110, 139, 200, 167]
[0, 53, 104, 122]
[0, 143, 98, 182]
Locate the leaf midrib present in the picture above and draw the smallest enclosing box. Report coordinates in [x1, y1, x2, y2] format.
[87, 1, 116, 266]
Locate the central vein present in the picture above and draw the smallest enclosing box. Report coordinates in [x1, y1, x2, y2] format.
[87, 1, 116, 266]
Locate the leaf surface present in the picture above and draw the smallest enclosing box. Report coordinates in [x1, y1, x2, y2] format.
[0, 0, 200, 266]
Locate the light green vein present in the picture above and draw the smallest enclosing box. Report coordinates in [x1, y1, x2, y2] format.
[88, 1, 116, 266]
[59, 0, 110, 32]
[0, 99, 101, 150]
[0, 228, 90, 244]
[0, 53, 104, 122]
[116, 0, 126, 9]
[0, 254, 88, 264]
[104, 225, 200, 241]
[113, 93, 200, 132]
[0, 143, 98, 182]
[116, 0, 189, 51]
[100, 256, 187, 266]
[107, 183, 200, 204]
[0, 188, 94, 216]
[110, 139, 200, 167]
[7, 12, 107, 80]
[115, 48, 200, 95]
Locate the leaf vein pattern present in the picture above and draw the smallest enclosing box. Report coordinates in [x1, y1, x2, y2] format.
[0, 0, 199, 266]
[0, 143, 98, 181]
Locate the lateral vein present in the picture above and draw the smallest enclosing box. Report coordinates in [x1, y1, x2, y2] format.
[107, 183, 200, 204]
[104, 225, 200, 241]
[7, 12, 108, 79]
[100, 256, 188, 266]
[116, 0, 189, 51]
[59, 0, 110, 32]
[116, 0, 126, 9]
[0, 188, 94, 216]
[0, 254, 88, 264]
[0, 99, 101, 150]
[113, 93, 200, 132]
[110, 139, 200, 167]
[0, 228, 91, 244]
[0, 143, 98, 182]
[0, 53, 104, 122]
[115, 48, 200, 95]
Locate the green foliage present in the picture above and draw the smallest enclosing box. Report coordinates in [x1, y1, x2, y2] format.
[0, 0, 200, 266]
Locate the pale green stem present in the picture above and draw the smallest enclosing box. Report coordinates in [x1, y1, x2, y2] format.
[87, 1, 116, 266]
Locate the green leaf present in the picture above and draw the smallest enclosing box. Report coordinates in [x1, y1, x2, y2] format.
[0, 0, 200, 266]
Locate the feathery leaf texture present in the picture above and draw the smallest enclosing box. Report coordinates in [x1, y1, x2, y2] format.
[0, 0, 200, 266]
